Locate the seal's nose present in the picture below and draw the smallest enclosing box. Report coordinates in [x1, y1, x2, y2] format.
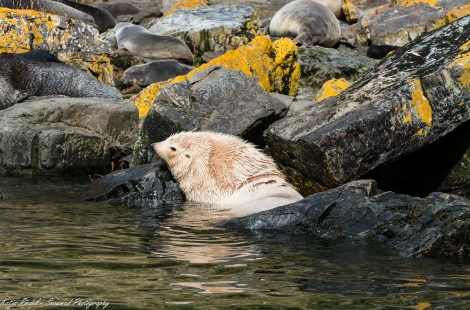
[150, 143, 157, 149]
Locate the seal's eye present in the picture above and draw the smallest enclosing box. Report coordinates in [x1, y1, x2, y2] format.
[185, 154, 190, 158]
[170, 147, 176, 151]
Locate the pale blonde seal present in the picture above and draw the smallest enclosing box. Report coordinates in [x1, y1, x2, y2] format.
[152, 131, 303, 217]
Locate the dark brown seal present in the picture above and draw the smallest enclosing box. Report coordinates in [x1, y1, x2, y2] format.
[0, 52, 121, 110]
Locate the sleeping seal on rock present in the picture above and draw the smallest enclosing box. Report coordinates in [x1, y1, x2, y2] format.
[0, 52, 121, 110]
[269, 0, 341, 47]
[152, 131, 303, 217]
[122, 60, 194, 87]
[114, 22, 193, 65]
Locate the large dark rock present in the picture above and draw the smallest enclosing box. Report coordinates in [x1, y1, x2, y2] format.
[83, 162, 184, 207]
[220, 179, 470, 257]
[265, 15, 470, 196]
[142, 65, 288, 147]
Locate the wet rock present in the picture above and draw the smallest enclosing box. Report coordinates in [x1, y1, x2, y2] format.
[0, 97, 138, 176]
[147, 5, 261, 63]
[264, 15, 470, 196]
[220, 179, 470, 257]
[0, 7, 115, 85]
[141, 65, 288, 149]
[132, 36, 300, 117]
[83, 162, 184, 207]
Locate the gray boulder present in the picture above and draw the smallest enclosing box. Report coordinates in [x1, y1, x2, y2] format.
[264, 14, 470, 196]
[0, 97, 138, 175]
[297, 45, 378, 96]
[147, 5, 261, 63]
[142, 66, 289, 148]
[220, 179, 470, 257]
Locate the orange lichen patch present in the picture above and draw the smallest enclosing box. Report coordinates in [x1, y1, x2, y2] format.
[414, 302, 431, 310]
[401, 79, 432, 135]
[447, 49, 470, 91]
[459, 40, 470, 53]
[445, 5, 470, 23]
[410, 79, 432, 127]
[392, 0, 439, 7]
[314, 78, 352, 102]
[131, 36, 300, 116]
[164, 0, 208, 17]
[132, 83, 167, 117]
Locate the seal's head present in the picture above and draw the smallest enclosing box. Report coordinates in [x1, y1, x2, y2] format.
[151, 132, 203, 179]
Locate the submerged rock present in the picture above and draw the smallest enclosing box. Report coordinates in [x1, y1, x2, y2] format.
[83, 162, 184, 207]
[264, 15, 470, 196]
[220, 179, 470, 257]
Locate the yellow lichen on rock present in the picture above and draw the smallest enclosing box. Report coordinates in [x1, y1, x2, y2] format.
[401, 79, 432, 135]
[0, 7, 114, 84]
[445, 5, 470, 23]
[164, 0, 208, 17]
[447, 43, 470, 91]
[314, 78, 352, 102]
[392, 0, 439, 7]
[131, 36, 301, 117]
[133, 83, 167, 117]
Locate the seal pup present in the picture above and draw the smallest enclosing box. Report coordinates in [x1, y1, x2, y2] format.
[122, 60, 194, 87]
[0, 52, 121, 110]
[152, 131, 303, 217]
[269, 0, 341, 47]
[114, 22, 193, 65]
[0, 0, 95, 25]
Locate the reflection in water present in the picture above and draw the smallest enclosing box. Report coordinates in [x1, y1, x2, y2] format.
[149, 202, 260, 264]
[0, 176, 470, 309]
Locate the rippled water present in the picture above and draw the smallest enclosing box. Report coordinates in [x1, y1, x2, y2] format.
[0, 176, 470, 309]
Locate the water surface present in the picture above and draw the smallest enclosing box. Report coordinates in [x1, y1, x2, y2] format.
[0, 176, 469, 309]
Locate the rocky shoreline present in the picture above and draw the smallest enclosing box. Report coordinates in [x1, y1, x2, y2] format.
[1, 0, 470, 256]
